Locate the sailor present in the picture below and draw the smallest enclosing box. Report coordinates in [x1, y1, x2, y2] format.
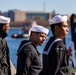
[0, 16, 11, 75]
[40, 15, 70, 75]
[16, 25, 49, 75]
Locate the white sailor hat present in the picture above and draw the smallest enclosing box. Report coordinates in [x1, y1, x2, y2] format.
[30, 25, 49, 35]
[0, 16, 10, 24]
[49, 15, 67, 25]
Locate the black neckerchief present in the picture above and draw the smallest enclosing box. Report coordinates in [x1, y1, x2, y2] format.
[0, 29, 7, 38]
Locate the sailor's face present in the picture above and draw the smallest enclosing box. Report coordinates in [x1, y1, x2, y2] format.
[34, 32, 47, 46]
[2, 23, 10, 33]
[57, 22, 69, 39]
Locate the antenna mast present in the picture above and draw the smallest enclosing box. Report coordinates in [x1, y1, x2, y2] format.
[43, 2, 45, 12]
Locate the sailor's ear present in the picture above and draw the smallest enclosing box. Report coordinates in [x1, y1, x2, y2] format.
[55, 26, 59, 30]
